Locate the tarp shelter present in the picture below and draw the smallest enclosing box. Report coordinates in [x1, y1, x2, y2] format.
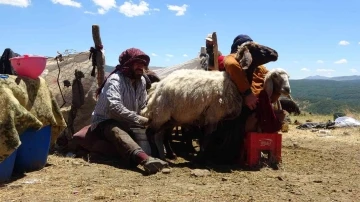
[151, 58, 203, 79]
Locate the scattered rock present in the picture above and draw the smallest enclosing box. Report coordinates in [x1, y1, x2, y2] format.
[222, 177, 230, 181]
[343, 132, 350, 136]
[277, 176, 284, 181]
[293, 142, 300, 148]
[313, 180, 322, 183]
[72, 161, 81, 166]
[188, 187, 195, 191]
[317, 130, 332, 137]
[311, 129, 319, 132]
[190, 169, 211, 177]
[162, 168, 171, 174]
[66, 152, 76, 158]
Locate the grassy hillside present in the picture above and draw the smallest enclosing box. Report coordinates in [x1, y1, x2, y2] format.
[290, 79, 360, 114]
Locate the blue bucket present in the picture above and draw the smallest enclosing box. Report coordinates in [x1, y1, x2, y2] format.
[14, 125, 52, 173]
[0, 150, 17, 183]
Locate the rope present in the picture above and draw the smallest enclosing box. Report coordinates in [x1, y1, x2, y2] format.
[89, 47, 97, 77]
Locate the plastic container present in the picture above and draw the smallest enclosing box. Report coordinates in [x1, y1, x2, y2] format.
[240, 132, 282, 168]
[0, 150, 18, 183]
[9, 54, 47, 79]
[131, 128, 152, 155]
[13, 125, 52, 173]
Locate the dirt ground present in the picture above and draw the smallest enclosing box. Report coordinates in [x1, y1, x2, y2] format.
[1, 115, 359, 202]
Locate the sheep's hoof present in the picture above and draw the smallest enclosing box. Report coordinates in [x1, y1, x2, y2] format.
[166, 152, 177, 160]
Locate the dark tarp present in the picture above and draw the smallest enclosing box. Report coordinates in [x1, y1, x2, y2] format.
[0, 48, 20, 75]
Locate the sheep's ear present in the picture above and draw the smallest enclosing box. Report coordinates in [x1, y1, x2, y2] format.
[264, 77, 273, 97]
[240, 48, 252, 70]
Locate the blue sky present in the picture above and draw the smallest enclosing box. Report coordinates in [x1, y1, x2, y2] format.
[0, 0, 359, 79]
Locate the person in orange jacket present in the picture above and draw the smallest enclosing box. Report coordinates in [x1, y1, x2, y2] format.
[224, 34, 281, 110]
[223, 34, 284, 132]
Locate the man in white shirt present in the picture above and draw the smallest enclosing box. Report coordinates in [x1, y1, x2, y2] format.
[91, 48, 168, 175]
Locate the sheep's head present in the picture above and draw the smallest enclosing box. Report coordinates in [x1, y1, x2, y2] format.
[264, 68, 291, 98]
[235, 41, 278, 70]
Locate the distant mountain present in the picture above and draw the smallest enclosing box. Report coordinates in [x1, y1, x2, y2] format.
[303, 75, 331, 80]
[304, 75, 360, 81]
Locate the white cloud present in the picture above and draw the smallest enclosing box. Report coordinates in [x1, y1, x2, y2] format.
[151, 53, 157, 56]
[350, 68, 358, 73]
[338, 40, 350, 45]
[301, 68, 310, 72]
[358, 42, 360, 45]
[84, 11, 97, 15]
[166, 54, 174, 57]
[91, 0, 116, 14]
[119, 1, 150, 17]
[316, 60, 324, 64]
[153, 8, 160, 11]
[51, 0, 81, 8]
[0, 0, 30, 7]
[316, 69, 335, 72]
[183, 54, 188, 57]
[167, 4, 188, 16]
[334, 59, 347, 64]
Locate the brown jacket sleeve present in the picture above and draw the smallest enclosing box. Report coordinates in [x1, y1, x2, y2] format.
[224, 54, 251, 94]
[252, 65, 281, 102]
[251, 65, 269, 96]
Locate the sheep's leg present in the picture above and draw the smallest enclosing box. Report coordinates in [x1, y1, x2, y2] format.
[153, 130, 166, 160]
[145, 127, 160, 158]
[163, 127, 177, 160]
[200, 123, 218, 152]
[181, 125, 198, 154]
[147, 122, 176, 161]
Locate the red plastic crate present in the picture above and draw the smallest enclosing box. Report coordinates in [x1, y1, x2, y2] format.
[241, 132, 282, 168]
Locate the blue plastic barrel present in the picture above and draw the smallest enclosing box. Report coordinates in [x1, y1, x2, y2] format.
[0, 150, 17, 183]
[14, 125, 52, 173]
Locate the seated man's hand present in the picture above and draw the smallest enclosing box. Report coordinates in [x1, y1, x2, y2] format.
[274, 110, 286, 123]
[245, 93, 258, 110]
[138, 115, 149, 126]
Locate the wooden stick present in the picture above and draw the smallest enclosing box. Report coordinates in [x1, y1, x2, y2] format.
[92, 25, 105, 87]
[212, 32, 219, 71]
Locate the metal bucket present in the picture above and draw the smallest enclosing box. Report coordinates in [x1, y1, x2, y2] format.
[131, 128, 152, 155]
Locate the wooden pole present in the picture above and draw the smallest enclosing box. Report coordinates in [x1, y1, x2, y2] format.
[212, 32, 219, 71]
[92, 25, 105, 87]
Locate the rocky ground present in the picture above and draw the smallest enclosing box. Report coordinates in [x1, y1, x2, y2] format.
[1, 115, 359, 202]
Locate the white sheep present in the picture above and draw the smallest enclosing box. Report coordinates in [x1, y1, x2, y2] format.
[142, 69, 242, 130]
[142, 42, 291, 160]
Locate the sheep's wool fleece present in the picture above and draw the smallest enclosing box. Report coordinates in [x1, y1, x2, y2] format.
[142, 69, 243, 129]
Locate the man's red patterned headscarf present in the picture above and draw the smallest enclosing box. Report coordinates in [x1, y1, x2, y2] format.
[96, 48, 150, 96]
